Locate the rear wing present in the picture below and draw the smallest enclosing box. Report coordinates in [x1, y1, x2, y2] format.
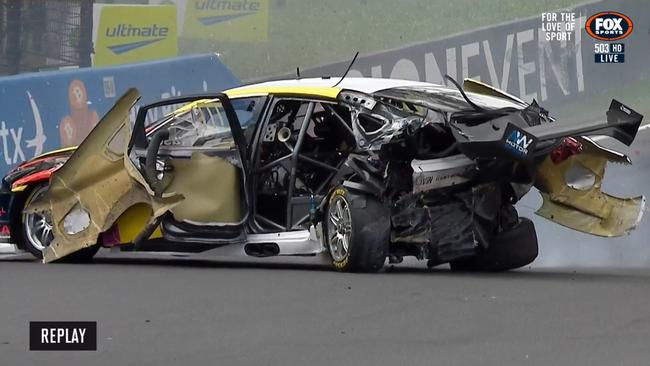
[527, 100, 642, 146]
[453, 100, 643, 161]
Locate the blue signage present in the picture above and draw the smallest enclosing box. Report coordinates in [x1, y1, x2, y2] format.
[0, 53, 240, 176]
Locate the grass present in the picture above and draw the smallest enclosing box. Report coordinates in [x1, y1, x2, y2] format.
[179, 0, 587, 81]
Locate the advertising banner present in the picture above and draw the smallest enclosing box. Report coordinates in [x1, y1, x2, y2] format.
[94, 5, 178, 66]
[0, 54, 240, 176]
[183, 0, 269, 42]
[294, 0, 647, 110]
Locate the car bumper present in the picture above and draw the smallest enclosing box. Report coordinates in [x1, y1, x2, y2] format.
[0, 243, 18, 254]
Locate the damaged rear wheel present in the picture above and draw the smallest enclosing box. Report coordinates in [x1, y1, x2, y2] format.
[449, 218, 539, 272]
[326, 187, 390, 272]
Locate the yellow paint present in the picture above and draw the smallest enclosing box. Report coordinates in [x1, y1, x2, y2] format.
[225, 86, 341, 99]
[31, 89, 145, 263]
[32, 146, 78, 160]
[183, 0, 269, 42]
[11, 185, 27, 193]
[114, 203, 162, 243]
[169, 99, 213, 115]
[94, 5, 177, 66]
[168, 86, 341, 111]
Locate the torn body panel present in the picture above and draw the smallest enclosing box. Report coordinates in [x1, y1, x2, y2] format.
[535, 137, 645, 237]
[391, 183, 511, 265]
[314, 81, 643, 267]
[25, 89, 149, 262]
[20, 90, 251, 262]
[25, 90, 183, 262]
[341, 81, 644, 242]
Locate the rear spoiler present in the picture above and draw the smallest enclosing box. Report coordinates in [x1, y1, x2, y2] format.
[453, 100, 643, 161]
[527, 100, 643, 146]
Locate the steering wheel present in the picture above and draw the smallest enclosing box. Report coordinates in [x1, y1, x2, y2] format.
[144, 129, 169, 197]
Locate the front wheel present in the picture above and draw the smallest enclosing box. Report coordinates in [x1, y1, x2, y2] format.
[21, 183, 99, 261]
[325, 187, 390, 272]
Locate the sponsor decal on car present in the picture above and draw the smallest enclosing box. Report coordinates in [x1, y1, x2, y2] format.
[411, 155, 475, 193]
[503, 125, 535, 158]
[183, 0, 268, 42]
[94, 5, 178, 66]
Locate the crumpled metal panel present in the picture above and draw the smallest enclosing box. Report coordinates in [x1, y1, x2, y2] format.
[25, 90, 141, 261]
[24, 89, 183, 262]
[535, 137, 645, 237]
[462, 78, 528, 107]
[349, 108, 446, 152]
[391, 184, 502, 263]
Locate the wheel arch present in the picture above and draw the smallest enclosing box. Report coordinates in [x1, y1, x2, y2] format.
[9, 180, 48, 251]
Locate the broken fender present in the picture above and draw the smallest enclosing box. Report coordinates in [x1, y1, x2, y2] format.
[535, 137, 645, 237]
[25, 89, 180, 262]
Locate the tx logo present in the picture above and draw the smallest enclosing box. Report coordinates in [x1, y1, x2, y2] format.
[504, 128, 534, 156]
[0, 91, 47, 166]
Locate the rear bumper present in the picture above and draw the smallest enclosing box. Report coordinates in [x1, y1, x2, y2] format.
[0, 243, 18, 254]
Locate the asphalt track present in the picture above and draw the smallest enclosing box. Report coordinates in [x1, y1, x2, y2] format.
[0, 128, 649, 366]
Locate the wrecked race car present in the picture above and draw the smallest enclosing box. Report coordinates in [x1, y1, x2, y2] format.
[0, 77, 645, 272]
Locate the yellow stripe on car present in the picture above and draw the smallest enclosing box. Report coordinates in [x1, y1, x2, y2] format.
[32, 146, 78, 160]
[11, 185, 27, 192]
[224, 86, 341, 99]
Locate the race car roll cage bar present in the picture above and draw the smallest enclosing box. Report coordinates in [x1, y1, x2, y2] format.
[249, 97, 355, 232]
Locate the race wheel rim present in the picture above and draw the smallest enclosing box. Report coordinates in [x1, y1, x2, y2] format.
[327, 195, 352, 262]
[24, 186, 54, 251]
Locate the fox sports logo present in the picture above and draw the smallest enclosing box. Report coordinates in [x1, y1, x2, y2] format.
[585, 12, 633, 41]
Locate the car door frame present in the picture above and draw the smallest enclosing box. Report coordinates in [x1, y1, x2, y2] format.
[247, 94, 356, 233]
[129, 93, 254, 238]
[130, 93, 249, 174]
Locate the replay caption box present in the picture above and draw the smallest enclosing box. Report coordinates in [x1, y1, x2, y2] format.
[29, 321, 97, 351]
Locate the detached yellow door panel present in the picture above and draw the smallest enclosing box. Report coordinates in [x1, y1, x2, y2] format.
[25, 89, 152, 262]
